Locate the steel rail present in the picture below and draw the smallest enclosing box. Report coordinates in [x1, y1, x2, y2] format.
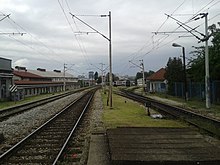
[0, 89, 96, 164]
[117, 90, 220, 137]
[0, 88, 88, 121]
[52, 91, 94, 164]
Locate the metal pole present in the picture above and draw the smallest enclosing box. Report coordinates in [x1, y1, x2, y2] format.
[140, 60, 145, 91]
[100, 63, 104, 91]
[63, 63, 66, 91]
[204, 13, 210, 108]
[109, 11, 113, 108]
[182, 47, 188, 101]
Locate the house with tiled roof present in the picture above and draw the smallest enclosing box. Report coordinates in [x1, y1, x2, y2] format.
[146, 68, 167, 93]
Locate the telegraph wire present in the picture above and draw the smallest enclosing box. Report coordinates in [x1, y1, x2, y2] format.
[124, 0, 220, 76]
[72, 17, 91, 66]
[6, 34, 62, 65]
[58, 0, 92, 71]
[143, 0, 219, 54]
[57, 0, 75, 34]
[130, 0, 187, 63]
[0, 11, 66, 65]
[58, 0, 94, 69]
[206, 0, 220, 10]
[155, 0, 187, 34]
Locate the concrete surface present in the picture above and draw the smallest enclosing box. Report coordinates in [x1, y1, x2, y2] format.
[107, 127, 220, 165]
[87, 133, 111, 165]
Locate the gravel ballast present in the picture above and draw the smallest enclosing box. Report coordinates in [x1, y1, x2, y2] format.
[0, 92, 84, 152]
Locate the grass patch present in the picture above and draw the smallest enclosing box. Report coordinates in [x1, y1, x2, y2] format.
[130, 87, 220, 119]
[102, 92, 187, 129]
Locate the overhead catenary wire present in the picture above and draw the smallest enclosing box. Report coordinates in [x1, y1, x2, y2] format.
[129, 0, 188, 63]
[134, 0, 219, 58]
[155, 0, 187, 34]
[0, 11, 67, 67]
[6, 34, 62, 65]
[119, 0, 220, 76]
[58, 0, 96, 70]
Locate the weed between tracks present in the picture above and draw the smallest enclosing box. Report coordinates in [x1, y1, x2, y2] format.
[102, 91, 187, 129]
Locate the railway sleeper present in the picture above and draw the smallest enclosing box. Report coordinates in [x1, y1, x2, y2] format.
[27, 138, 61, 144]
[23, 143, 61, 148]
[15, 150, 60, 156]
[34, 132, 69, 136]
[33, 135, 67, 139]
[6, 156, 53, 164]
[41, 129, 70, 133]
[39, 131, 70, 135]
[44, 126, 73, 130]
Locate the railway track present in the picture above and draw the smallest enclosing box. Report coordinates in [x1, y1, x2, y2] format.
[0, 88, 88, 121]
[0, 89, 95, 164]
[117, 90, 220, 138]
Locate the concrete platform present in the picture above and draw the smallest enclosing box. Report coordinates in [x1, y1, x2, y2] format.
[107, 127, 220, 165]
[87, 132, 111, 165]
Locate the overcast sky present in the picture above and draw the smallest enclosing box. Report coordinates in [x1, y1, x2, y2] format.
[0, 0, 219, 77]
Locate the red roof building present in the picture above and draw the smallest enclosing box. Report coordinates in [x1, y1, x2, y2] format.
[13, 70, 51, 81]
[12, 70, 64, 98]
[146, 68, 166, 81]
[146, 68, 167, 93]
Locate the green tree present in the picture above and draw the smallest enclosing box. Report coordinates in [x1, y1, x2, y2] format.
[208, 22, 220, 80]
[97, 76, 102, 84]
[188, 46, 205, 81]
[94, 71, 98, 81]
[164, 57, 184, 95]
[188, 22, 220, 81]
[135, 72, 143, 85]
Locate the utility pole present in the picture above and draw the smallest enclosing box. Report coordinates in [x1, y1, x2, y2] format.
[204, 13, 210, 109]
[140, 60, 145, 91]
[70, 11, 113, 108]
[164, 13, 211, 108]
[129, 60, 145, 91]
[99, 63, 105, 91]
[108, 11, 113, 108]
[63, 63, 67, 91]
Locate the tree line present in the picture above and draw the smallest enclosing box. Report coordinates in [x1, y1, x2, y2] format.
[165, 22, 220, 94]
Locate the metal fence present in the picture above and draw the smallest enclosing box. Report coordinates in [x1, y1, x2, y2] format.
[173, 81, 220, 104]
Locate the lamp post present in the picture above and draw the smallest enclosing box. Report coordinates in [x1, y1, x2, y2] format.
[172, 43, 188, 101]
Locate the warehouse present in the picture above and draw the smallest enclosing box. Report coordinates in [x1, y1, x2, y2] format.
[0, 57, 13, 100]
[12, 67, 79, 99]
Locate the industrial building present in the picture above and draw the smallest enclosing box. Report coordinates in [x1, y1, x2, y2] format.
[0, 57, 13, 100]
[0, 59, 79, 101]
[12, 67, 79, 99]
